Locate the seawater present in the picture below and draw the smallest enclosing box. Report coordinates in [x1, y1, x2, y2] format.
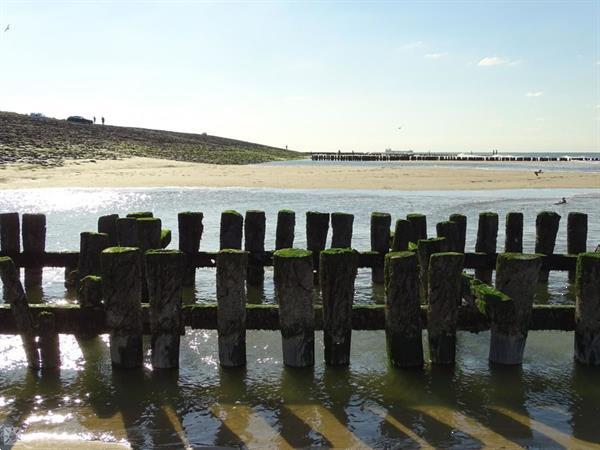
[0, 187, 599, 448]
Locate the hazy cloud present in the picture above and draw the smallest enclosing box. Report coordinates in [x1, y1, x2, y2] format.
[477, 56, 511, 67]
[424, 52, 448, 59]
[526, 92, 544, 97]
[401, 41, 424, 50]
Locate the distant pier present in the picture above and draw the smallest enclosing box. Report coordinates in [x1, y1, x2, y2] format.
[310, 152, 600, 162]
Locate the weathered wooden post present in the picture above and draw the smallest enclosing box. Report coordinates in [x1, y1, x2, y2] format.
[98, 214, 119, 246]
[391, 219, 411, 252]
[78, 232, 110, 284]
[331, 212, 354, 248]
[416, 237, 445, 301]
[0, 257, 40, 368]
[274, 248, 314, 367]
[220, 210, 243, 250]
[275, 210, 295, 250]
[436, 221, 460, 252]
[490, 253, 541, 365]
[101, 247, 143, 369]
[137, 218, 162, 300]
[535, 211, 561, 282]
[244, 210, 266, 286]
[216, 249, 248, 367]
[22, 213, 46, 288]
[448, 213, 467, 253]
[38, 311, 60, 370]
[574, 253, 600, 365]
[427, 252, 464, 364]
[127, 211, 153, 218]
[306, 211, 330, 282]
[568, 212, 588, 282]
[475, 212, 498, 283]
[371, 213, 391, 283]
[407, 213, 427, 243]
[116, 217, 138, 247]
[146, 249, 185, 369]
[78, 275, 103, 339]
[384, 251, 423, 368]
[178, 211, 204, 287]
[504, 212, 523, 253]
[320, 248, 358, 366]
[0, 212, 20, 253]
[160, 229, 171, 248]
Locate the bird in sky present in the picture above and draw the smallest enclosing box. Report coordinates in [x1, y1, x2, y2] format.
[397, 125, 402, 130]
[4, 24, 9, 32]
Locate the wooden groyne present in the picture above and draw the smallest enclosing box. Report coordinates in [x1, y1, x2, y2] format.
[0, 209, 598, 371]
[311, 152, 600, 162]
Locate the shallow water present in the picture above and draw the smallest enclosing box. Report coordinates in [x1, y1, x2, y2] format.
[0, 187, 599, 448]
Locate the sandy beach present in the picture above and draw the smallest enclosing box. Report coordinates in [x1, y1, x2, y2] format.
[0, 157, 598, 190]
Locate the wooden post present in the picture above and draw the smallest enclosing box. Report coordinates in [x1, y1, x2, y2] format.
[22, 213, 46, 288]
[160, 229, 171, 248]
[475, 212, 498, 283]
[427, 252, 464, 364]
[78, 275, 103, 339]
[0, 257, 40, 368]
[490, 253, 541, 365]
[275, 210, 295, 250]
[178, 211, 204, 287]
[574, 253, 600, 365]
[448, 213, 467, 253]
[116, 217, 138, 247]
[78, 232, 110, 283]
[216, 249, 248, 367]
[384, 251, 423, 368]
[0, 212, 20, 253]
[98, 214, 119, 246]
[436, 221, 460, 252]
[504, 212, 523, 253]
[391, 219, 412, 252]
[137, 217, 162, 251]
[320, 248, 358, 366]
[416, 237, 445, 301]
[101, 247, 143, 369]
[220, 210, 243, 250]
[38, 311, 60, 370]
[146, 249, 185, 369]
[244, 210, 266, 287]
[568, 213, 588, 282]
[273, 248, 314, 367]
[331, 212, 354, 248]
[371, 212, 391, 283]
[306, 211, 330, 281]
[406, 213, 427, 243]
[535, 211, 561, 282]
[127, 211, 153, 218]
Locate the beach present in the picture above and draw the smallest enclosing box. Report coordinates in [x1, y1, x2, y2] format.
[1, 157, 598, 190]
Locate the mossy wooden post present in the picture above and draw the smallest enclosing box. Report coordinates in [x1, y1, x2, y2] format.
[101, 247, 143, 369]
[384, 251, 423, 368]
[568, 213, 588, 282]
[275, 210, 295, 250]
[274, 248, 314, 367]
[448, 213, 467, 253]
[216, 249, 248, 367]
[146, 249, 185, 369]
[475, 212, 498, 284]
[504, 212, 523, 253]
[391, 219, 411, 251]
[306, 211, 330, 282]
[178, 212, 204, 287]
[137, 217, 162, 300]
[535, 211, 561, 282]
[220, 211, 243, 250]
[78, 275, 103, 339]
[160, 229, 171, 248]
[320, 248, 358, 366]
[436, 221, 460, 252]
[371, 212, 391, 283]
[244, 210, 266, 286]
[416, 237, 445, 301]
[491, 253, 541, 365]
[0, 257, 39, 368]
[574, 253, 600, 365]
[38, 311, 60, 370]
[98, 214, 119, 246]
[427, 252, 464, 365]
[407, 213, 427, 243]
[22, 213, 46, 288]
[0, 212, 20, 253]
[78, 232, 109, 285]
[127, 211, 153, 218]
[331, 212, 354, 248]
[116, 217, 138, 247]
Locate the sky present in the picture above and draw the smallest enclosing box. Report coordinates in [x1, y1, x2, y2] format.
[0, 1, 599, 153]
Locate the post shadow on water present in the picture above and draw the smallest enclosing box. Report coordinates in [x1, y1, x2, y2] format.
[212, 365, 252, 447]
[570, 363, 600, 444]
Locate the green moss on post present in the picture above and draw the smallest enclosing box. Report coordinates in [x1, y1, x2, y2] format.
[220, 210, 243, 250]
[160, 229, 171, 248]
[178, 212, 204, 287]
[275, 210, 295, 250]
[320, 248, 358, 366]
[574, 253, 600, 365]
[78, 275, 103, 338]
[127, 212, 153, 218]
[391, 219, 412, 252]
[274, 248, 314, 367]
[416, 237, 445, 302]
[535, 211, 561, 282]
[244, 210, 266, 287]
[568, 212, 587, 282]
[406, 213, 427, 242]
[436, 221, 460, 252]
[448, 214, 467, 253]
[504, 212, 523, 253]
[22, 213, 46, 288]
[0, 212, 20, 253]
[78, 232, 109, 289]
[98, 214, 119, 246]
[384, 251, 423, 368]
[475, 212, 498, 284]
[306, 211, 330, 282]
[331, 212, 354, 248]
[371, 212, 391, 283]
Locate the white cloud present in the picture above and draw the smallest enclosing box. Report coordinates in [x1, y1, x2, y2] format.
[596, 60, 600, 65]
[526, 92, 544, 97]
[401, 41, 424, 50]
[477, 56, 511, 67]
[424, 52, 448, 59]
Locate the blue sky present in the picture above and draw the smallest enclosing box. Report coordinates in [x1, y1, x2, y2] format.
[1, 1, 598, 152]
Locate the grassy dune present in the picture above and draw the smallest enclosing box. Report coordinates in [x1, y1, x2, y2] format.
[0, 111, 303, 166]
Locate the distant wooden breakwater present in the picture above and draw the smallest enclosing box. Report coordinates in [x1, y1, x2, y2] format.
[0, 209, 598, 371]
[311, 152, 600, 162]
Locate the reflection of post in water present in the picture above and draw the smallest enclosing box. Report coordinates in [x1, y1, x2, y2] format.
[0, 371, 42, 441]
[571, 364, 600, 444]
[213, 366, 249, 447]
